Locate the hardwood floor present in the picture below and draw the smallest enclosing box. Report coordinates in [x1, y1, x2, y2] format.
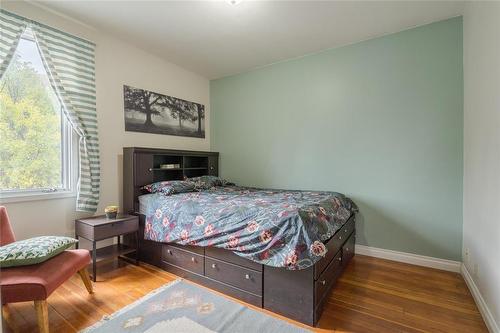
[1, 255, 487, 332]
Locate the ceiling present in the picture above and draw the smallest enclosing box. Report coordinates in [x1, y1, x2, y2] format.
[33, 1, 464, 79]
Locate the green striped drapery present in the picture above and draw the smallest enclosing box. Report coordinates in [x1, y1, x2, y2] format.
[0, 10, 100, 212]
[0, 11, 27, 78]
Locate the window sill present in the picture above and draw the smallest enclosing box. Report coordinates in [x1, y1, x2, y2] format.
[0, 190, 76, 204]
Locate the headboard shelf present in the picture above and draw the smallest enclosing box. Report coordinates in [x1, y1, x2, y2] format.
[149, 168, 183, 171]
[123, 147, 219, 213]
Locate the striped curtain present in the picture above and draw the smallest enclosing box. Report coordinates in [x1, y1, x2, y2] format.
[0, 10, 100, 212]
[0, 11, 27, 78]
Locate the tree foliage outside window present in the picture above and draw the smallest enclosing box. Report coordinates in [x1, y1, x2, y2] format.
[0, 34, 65, 192]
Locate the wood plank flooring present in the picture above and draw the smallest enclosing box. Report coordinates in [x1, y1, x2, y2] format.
[1, 255, 487, 332]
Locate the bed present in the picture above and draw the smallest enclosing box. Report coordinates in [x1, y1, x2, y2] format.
[123, 147, 357, 326]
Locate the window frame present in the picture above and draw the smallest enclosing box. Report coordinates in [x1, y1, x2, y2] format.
[0, 30, 78, 203]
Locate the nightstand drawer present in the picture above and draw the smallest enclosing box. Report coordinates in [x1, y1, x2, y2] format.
[94, 219, 138, 240]
[76, 218, 138, 241]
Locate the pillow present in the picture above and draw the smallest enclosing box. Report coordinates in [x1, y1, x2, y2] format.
[187, 175, 229, 190]
[0, 236, 78, 268]
[141, 180, 196, 195]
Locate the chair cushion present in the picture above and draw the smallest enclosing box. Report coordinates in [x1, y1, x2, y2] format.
[0, 249, 91, 303]
[0, 236, 78, 268]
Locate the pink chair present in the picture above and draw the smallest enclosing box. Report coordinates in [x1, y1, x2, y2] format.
[0, 206, 94, 333]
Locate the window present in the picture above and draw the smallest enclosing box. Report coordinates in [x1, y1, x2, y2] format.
[0, 28, 75, 201]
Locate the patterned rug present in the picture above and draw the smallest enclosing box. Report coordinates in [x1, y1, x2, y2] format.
[81, 280, 310, 333]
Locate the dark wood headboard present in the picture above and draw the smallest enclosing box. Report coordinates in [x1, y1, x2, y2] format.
[123, 147, 219, 213]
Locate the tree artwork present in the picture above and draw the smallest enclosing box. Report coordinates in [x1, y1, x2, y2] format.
[123, 85, 205, 138]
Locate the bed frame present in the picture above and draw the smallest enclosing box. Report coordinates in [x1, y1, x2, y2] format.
[122, 147, 355, 326]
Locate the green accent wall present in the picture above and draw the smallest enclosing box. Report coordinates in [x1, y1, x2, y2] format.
[211, 18, 463, 261]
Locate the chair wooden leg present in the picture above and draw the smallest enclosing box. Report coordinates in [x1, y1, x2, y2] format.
[34, 300, 49, 333]
[2, 304, 13, 331]
[78, 268, 94, 294]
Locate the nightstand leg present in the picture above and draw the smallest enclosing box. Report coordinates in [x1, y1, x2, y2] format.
[92, 241, 97, 282]
[135, 231, 139, 265]
[75, 235, 79, 249]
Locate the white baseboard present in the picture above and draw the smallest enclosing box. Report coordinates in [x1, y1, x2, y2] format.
[461, 265, 500, 333]
[355, 245, 498, 332]
[355, 244, 461, 272]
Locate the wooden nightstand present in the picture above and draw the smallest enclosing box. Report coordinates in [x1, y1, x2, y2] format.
[75, 214, 139, 281]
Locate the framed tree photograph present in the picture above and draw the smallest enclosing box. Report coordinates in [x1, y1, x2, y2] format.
[123, 85, 205, 138]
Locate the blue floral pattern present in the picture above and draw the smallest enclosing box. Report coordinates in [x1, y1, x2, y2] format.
[142, 186, 357, 270]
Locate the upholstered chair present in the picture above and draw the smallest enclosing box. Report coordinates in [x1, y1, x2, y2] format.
[0, 206, 94, 333]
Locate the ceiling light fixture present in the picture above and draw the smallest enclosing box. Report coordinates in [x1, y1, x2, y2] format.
[226, 0, 243, 5]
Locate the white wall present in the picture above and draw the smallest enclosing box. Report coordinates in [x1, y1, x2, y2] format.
[463, 1, 500, 330]
[0, 2, 210, 243]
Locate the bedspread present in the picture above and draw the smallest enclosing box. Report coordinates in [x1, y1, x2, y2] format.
[140, 186, 357, 270]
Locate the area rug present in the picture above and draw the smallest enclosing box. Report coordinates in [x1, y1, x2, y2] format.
[81, 279, 311, 333]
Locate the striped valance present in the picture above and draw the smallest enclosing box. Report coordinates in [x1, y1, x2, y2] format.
[0, 9, 100, 212]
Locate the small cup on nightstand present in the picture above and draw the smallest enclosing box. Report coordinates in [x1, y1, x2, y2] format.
[105, 205, 118, 219]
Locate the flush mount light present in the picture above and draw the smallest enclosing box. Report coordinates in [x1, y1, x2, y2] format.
[226, 0, 243, 5]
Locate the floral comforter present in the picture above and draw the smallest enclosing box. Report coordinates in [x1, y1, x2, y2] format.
[140, 186, 357, 270]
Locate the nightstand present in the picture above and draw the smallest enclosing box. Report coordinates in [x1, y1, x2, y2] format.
[75, 214, 139, 281]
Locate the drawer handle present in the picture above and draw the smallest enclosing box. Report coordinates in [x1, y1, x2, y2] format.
[338, 257, 342, 262]
[321, 280, 326, 285]
[245, 274, 250, 280]
[167, 249, 172, 255]
[148, 168, 153, 172]
[211, 263, 216, 269]
[191, 257, 196, 263]
[339, 236, 342, 240]
[344, 228, 348, 233]
[210, 166, 214, 170]
[346, 247, 349, 252]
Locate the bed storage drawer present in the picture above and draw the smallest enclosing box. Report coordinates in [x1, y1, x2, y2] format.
[202, 276, 262, 307]
[205, 257, 262, 295]
[162, 245, 204, 275]
[205, 247, 262, 271]
[339, 216, 355, 239]
[342, 232, 355, 266]
[315, 251, 342, 306]
[314, 215, 355, 279]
